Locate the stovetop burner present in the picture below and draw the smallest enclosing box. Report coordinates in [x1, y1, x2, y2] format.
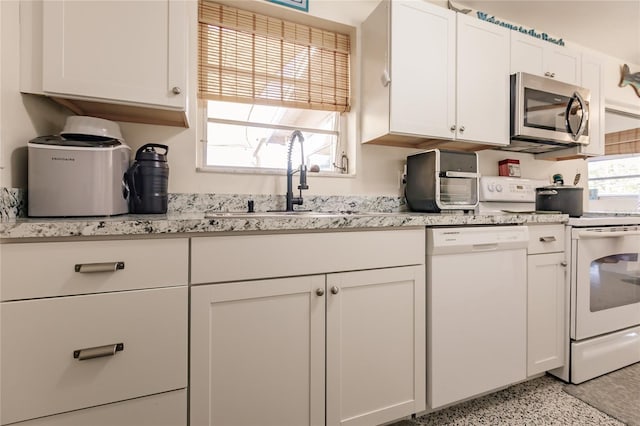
[568, 212, 640, 227]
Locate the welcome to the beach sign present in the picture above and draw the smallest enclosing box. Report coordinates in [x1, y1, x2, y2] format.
[476, 11, 565, 47]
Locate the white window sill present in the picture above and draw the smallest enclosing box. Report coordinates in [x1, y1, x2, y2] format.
[197, 166, 354, 178]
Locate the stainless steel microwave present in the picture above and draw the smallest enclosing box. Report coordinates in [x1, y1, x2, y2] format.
[508, 72, 590, 153]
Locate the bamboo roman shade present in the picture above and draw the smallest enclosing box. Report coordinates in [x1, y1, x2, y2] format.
[198, 1, 351, 112]
[605, 128, 640, 155]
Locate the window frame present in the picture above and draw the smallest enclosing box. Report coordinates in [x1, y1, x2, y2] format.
[196, 0, 354, 176]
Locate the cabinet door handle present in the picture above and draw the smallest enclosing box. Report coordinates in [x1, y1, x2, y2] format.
[539, 236, 557, 243]
[172, 86, 182, 94]
[544, 72, 556, 78]
[450, 125, 456, 132]
[330, 286, 340, 295]
[560, 261, 568, 267]
[459, 126, 465, 132]
[73, 343, 124, 361]
[316, 288, 325, 296]
[75, 262, 125, 273]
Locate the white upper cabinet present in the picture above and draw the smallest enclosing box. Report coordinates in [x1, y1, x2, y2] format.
[456, 12, 510, 146]
[388, 0, 456, 140]
[510, 31, 581, 85]
[21, 0, 188, 127]
[361, 0, 510, 149]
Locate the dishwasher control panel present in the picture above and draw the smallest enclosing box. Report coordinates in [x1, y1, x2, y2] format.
[427, 226, 529, 255]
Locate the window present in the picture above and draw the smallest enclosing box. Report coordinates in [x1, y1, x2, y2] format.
[587, 112, 640, 212]
[198, 1, 351, 173]
[588, 155, 640, 211]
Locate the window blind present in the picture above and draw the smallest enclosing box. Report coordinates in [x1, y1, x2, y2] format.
[198, 1, 351, 112]
[605, 128, 640, 155]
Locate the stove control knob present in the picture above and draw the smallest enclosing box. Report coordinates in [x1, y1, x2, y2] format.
[487, 183, 495, 192]
[496, 184, 503, 192]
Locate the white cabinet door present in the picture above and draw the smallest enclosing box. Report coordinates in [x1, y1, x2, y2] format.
[190, 276, 326, 426]
[9, 390, 186, 426]
[511, 32, 580, 85]
[456, 13, 510, 146]
[510, 32, 546, 76]
[1, 287, 187, 425]
[42, 0, 186, 109]
[389, 0, 455, 139]
[546, 45, 581, 85]
[326, 266, 426, 426]
[527, 252, 567, 376]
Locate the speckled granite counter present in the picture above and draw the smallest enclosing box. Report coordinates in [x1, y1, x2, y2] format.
[0, 211, 568, 240]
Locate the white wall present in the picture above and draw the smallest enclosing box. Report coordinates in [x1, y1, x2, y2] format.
[0, 0, 612, 198]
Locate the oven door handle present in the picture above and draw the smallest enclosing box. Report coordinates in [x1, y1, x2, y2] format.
[578, 230, 640, 238]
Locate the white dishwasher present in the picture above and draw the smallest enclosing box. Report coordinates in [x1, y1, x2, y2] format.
[427, 225, 529, 410]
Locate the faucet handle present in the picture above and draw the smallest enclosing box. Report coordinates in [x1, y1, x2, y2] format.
[298, 165, 309, 190]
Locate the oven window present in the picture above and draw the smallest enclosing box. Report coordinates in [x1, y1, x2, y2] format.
[590, 253, 640, 312]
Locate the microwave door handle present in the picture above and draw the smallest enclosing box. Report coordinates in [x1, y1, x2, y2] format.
[574, 91, 589, 140]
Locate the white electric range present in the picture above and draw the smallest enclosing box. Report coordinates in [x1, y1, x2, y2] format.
[480, 176, 640, 384]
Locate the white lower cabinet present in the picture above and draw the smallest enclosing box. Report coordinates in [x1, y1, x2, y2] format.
[0, 238, 189, 426]
[7, 390, 186, 426]
[190, 275, 326, 426]
[527, 225, 567, 376]
[326, 267, 425, 426]
[190, 229, 426, 426]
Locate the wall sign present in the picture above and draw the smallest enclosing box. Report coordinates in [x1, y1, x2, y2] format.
[448, 1, 565, 46]
[620, 64, 640, 97]
[266, 0, 308, 12]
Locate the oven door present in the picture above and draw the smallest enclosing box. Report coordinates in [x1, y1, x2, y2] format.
[572, 228, 640, 340]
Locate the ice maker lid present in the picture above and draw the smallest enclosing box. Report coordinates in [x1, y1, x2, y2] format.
[29, 135, 123, 148]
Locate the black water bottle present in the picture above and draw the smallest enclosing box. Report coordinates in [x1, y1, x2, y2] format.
[125, 143, 169, 214]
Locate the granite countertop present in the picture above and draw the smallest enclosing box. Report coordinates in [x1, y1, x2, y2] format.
[0, 211, 568, 240]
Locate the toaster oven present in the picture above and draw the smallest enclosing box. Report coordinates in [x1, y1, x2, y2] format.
[405, 149, 479, 213]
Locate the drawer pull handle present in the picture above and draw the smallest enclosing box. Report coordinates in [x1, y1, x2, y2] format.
[74, 343, 124, 361]
[539, 236, 557, 243]
[74, 262, 125, 273]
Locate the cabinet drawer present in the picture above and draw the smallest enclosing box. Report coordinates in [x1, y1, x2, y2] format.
[0, 287, 187, 425]
[0, 238, 188, 301]
[527, 225, 565, 254]
[191, 229, 426, 284]
[5, 389, 186, 426]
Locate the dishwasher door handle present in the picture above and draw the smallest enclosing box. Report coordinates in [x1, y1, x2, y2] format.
[472, 243, 499, 251]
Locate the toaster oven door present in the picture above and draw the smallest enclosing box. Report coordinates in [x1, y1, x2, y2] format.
[436, 171, 478, 210]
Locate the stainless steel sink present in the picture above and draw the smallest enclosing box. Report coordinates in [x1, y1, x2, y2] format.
[204, 211, 402, 219]
[204, 211, 341, 219]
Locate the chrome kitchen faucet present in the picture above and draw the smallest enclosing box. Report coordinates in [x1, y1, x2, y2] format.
[286, 130, 308, 211]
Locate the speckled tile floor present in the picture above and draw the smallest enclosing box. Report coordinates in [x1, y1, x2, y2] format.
[389, 374, 625, 426]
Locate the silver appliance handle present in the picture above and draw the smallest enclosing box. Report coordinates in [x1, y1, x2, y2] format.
[565, 91, 588, 141]
[75, 262, 125, 273]
[443, 171, 478, 178]
[578, 230, 640, 238]
[73, 343, 124, 361]
[537, 190, 558, 196]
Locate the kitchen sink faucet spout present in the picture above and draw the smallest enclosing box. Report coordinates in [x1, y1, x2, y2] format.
[286, 130, 308, 212]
